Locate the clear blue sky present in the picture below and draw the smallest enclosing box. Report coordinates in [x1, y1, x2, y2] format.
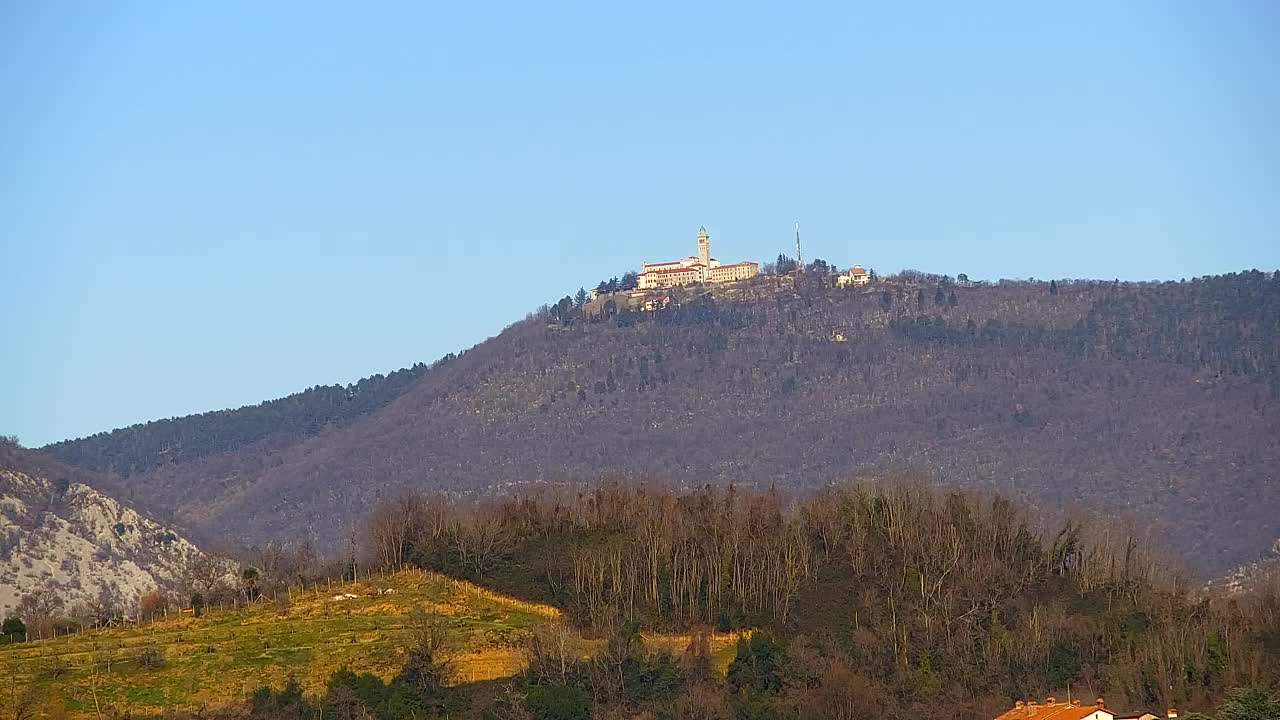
[2, 1, 1277, 447]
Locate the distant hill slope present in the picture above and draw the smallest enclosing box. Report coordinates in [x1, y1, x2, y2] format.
[0, 442, 231, 616]
[43, 364, 430, 475]
[45, 271, 1280, 574]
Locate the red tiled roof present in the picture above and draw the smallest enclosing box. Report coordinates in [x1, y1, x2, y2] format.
[850, 265, 866, 274]
[994, 702, 1113, 720]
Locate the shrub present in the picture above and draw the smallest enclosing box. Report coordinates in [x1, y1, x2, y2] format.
[1217, 686, 1280, 720]
[133, 643, 164, 670]
[526, 685, 591, 720]
[1, 616, 26, 643]
[139, 591, 168, 617]
[250, 677, 311, 720]
[40, 655, 69, 679]
[726, 632, 785, 694]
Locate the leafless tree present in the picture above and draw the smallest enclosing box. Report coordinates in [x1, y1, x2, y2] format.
[450, 507, 512, 580]
[366, 492, 427, 570]
[17, 588, 63, 641]
[183, 553, 225, 596]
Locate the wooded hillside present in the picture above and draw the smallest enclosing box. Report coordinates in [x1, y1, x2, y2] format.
[354, 480, 1280, 718]
[43, 271, 1280, 574]
[43, 364, 431, 475]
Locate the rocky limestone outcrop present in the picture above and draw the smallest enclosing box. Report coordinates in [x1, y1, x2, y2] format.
[0, 467, 229, 616]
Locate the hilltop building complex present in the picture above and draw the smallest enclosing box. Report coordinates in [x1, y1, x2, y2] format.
[638, 227, 759, 289]
[836, 265, 871, 287]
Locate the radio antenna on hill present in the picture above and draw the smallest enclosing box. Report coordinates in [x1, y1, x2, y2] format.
[795, 221, 803, 271]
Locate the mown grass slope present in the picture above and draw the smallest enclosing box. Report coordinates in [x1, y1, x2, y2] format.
[0, 569, 739, 719]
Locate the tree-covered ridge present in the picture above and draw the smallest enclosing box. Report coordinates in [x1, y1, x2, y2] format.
[42, 271, 1280, 574]
[891, 270, 1280, 387]
[42, 362, 436, 477]
[1086, 271, 1280, 377]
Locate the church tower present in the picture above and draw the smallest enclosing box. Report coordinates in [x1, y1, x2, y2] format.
[697, 226, 710, 267]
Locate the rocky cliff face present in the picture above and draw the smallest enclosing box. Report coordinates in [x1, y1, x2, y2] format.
[0, 466, 225, 616]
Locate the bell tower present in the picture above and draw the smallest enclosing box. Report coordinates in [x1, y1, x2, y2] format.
[697, 226, 710, 267]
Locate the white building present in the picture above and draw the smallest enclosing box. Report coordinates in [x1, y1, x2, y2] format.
[836, 265, 871, 288]
[638, 227, 759, 290]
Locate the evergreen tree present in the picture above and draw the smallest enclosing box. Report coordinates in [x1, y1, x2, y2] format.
[1217, 687, 1280, 720]
[555, 296, 573, 322]
[1, 616, 25, 642]
[727, 632, 786, 693]
[241, 567, 260, 601]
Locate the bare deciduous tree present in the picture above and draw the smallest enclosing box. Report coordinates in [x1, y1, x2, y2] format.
[17, 588, 63, 641]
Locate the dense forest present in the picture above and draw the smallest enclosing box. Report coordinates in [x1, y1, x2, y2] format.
[890, 272, 1280, 386]
[43, 363, 433, 475]
[109, 480, 1280, 720]
[42, 271, 1280, 574]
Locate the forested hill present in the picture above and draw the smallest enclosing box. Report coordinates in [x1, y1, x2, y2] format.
[43, 363, 431, 475]
[46, 270, 1280, 574]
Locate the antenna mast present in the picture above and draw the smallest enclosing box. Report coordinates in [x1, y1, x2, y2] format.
[795, 221, 803, 271]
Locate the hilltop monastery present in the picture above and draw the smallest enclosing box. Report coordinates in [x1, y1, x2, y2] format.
[638, 227, 759, 289]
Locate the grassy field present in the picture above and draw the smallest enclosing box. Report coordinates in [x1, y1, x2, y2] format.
[0, 569, 741, 718]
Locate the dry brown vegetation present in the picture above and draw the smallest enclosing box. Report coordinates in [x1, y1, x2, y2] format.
[357, 479, 1280, 717]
